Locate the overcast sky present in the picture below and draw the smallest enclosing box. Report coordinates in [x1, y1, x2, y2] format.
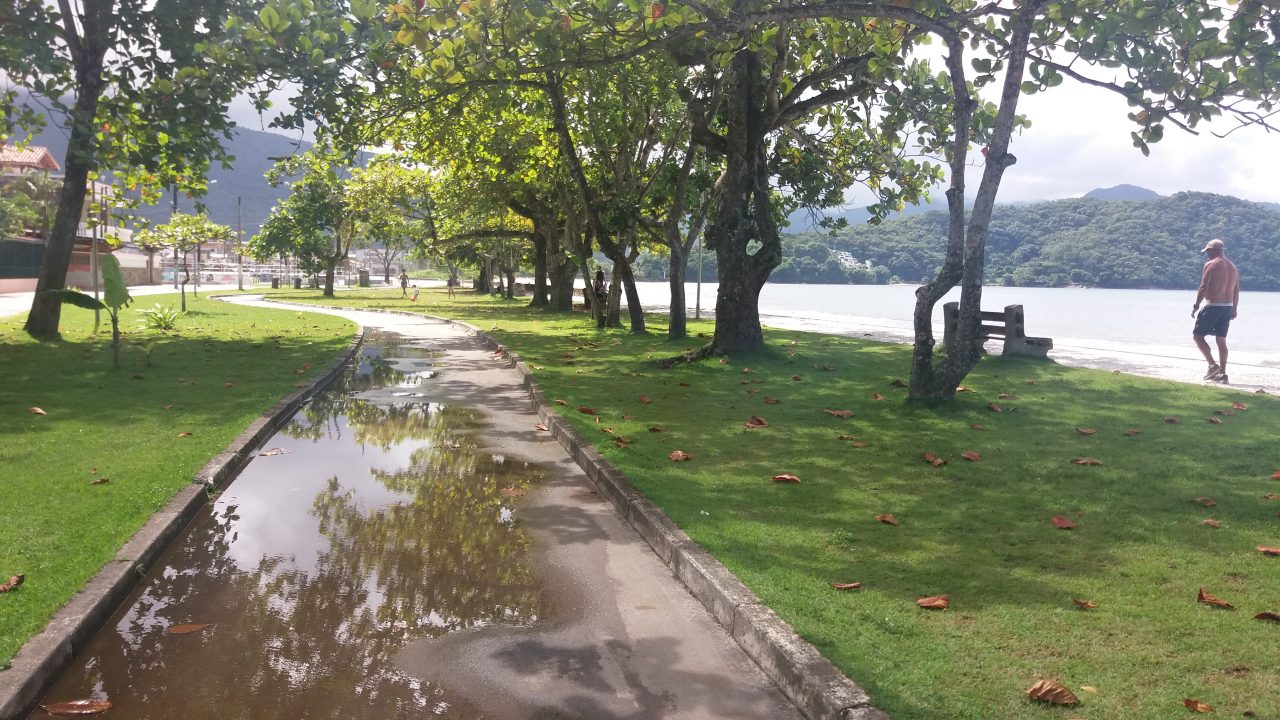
[988, 80, 1280, 204]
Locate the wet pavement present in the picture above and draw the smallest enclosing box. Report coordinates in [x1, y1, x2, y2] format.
[29, 300, 802, 720]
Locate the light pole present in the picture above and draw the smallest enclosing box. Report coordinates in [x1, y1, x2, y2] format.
[236, 195, 244, 291]
[695, 232, 704, 320]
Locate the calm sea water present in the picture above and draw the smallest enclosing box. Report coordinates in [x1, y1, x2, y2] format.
[631, 282, 1280, 390]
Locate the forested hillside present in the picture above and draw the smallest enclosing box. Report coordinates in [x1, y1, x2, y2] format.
[783, 192, 1280, 290]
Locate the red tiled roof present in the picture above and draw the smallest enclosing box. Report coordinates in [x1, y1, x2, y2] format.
[0, 145, 61, 172]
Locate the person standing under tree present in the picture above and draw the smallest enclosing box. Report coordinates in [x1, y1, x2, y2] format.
[1191, 238, 1240, 383]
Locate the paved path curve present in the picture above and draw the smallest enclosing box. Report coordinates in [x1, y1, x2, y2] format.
[222, 295, 806, 720]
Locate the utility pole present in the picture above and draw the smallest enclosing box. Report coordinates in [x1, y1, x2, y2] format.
[89, 181, 100, 329]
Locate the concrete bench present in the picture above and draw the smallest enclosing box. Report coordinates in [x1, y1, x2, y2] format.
[943, 302, 1053, 358]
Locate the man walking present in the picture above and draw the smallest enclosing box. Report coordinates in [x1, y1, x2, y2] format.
[1191, 238, 1240, 383]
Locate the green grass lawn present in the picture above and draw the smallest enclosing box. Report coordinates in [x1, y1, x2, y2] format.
[0, 293, 354, 668]
[273, 286, 1280, 719]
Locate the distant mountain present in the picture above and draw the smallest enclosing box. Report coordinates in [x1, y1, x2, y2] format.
[11, 94, 310, 237]
[1084, 184, 1162, 201]
[788, 191, 1280, 290]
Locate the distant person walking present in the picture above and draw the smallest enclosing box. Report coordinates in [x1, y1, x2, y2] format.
[399, 270, 409, 297]
[1192, 238, 1240, 383]
[446, 275, 456, 297]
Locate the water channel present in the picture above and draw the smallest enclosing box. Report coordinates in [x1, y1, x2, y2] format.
[31, 331, 551, 719]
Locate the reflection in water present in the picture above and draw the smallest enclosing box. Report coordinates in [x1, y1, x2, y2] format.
[33, 331, 546, 719]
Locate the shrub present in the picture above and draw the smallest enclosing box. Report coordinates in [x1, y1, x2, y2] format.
[137, 303, 185, 331]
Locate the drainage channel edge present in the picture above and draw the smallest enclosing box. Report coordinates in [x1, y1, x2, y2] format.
[0, 324, 366, 720]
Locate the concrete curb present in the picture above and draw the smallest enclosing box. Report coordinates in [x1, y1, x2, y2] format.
[0, 324, 365, 720]
[158, 298, 889, 720]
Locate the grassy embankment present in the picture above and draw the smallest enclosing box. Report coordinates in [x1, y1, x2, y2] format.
[0, 294, 354, 668]
[274, 285, 1280, 720]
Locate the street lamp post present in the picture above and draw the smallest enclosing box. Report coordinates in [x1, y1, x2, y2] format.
[237, 195, 244, 291]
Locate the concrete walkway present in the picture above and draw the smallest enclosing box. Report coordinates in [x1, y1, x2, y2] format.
[219, 295, 807, 720]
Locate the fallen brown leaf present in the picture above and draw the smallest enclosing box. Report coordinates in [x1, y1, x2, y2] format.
[823, 409, 854, 418]
[1197, 587, 1235, 609]
[613, 438, 632, 449]
[1075, 427, 1097, 436]
[1122, 429, 1141, 436]
[577, 406, 597, 415]
[639, 395, 652, 404]
[871, 392, 885, 401]
[745, 415, 769, 428]
[1052, 515, 1077, 530]
[1072, 599, 1098, 610]
[763, 396, 781, 404]
[648, 426, 663, 432]
[669, 450, 691, 461]
[741, 367, 754, 374]
[1183, 698, 1213, 713]
[1265, 493, 1280, 500]
[890, 379, 907, 388]
[500, 486, 526, 497]
[1202, 518, 1222, 528]
[223, 382, 234, 388]
[917, 595, 949, 610]
[970, 423, 986, 430]
[1071, 457, 1102, 466]
[829, 582, 862, 590]
[1254, 611, 1280, 622]
[1258, 546, 1280, 557]
[851, 442, 868, 448]
[998, 392, 1018, 400]
[719, 357, 729, 365]
[875, 513, 898, 526]
[167, 623, 211, 635]
[0, 574, 24, 593]
[1232, 401, 1249, 410]
[39, 699, 113, 716]
[27, 407, 46, 415]
[772, 474, 801, 483]
[956, 385, 973, 393]
[1164, 416, 1181, 424]
[678, 381, 690, 387]
[922, 452, 946, 466]
[178, 431, 192, 438]
[1025, 679, 1080, 706]
[791, 375, 802, 381]
[1206, 417, 1223, 424]
[986, 403, 1002, 412]
[1196, 497, 1217, 507]
[534, 423, 549, 432]
[1272, 470, 1280, 480]
[162, 404, 174, 410]
[601, 427, 614, 434]
[90, 478, 110, 485]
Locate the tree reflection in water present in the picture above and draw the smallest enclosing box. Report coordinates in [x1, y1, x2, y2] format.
[33, 333, 546, 720]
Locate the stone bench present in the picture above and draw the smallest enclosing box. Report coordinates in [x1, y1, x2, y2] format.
[943, 302, 1053, 358]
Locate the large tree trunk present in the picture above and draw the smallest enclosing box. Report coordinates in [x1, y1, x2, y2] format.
[24, 75, 105, 338]
[323, 259, 337, 297]
[705, 50, 781, 355]
[530, 233, 549, 308]
[667, 243, 689, 340]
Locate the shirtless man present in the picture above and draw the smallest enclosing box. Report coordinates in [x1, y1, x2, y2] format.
[1191, 238, 1240, 383]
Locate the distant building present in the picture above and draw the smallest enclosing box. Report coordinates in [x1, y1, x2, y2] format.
[832, 250, 873, 271]
[1, 144, 125, 292]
